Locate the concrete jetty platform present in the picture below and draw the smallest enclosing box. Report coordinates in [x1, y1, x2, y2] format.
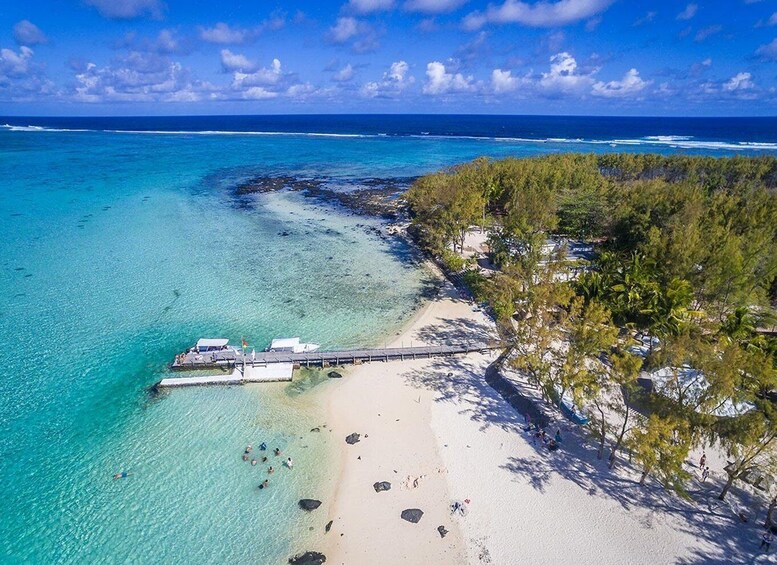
[157, 363, 294, 388]
[171, 342, 500, 371]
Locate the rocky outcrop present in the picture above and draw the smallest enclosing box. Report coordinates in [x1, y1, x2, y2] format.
[298, 499, 322, 511]
[373, 481, 391, 493]
[401, 509, 424, 523]
[288, 551, 326, 565]
[345, 433, 360, 445]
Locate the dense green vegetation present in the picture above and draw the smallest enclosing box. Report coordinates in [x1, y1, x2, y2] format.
[406, 154, 777, 499]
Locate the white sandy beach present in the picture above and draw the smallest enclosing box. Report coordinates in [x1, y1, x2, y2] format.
[319, 271, 766, 564]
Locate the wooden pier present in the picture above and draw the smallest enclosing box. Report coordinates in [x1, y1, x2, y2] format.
[157, 363, 294, 388]
[170, 342, 500, 371]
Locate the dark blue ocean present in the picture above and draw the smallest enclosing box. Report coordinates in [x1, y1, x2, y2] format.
[4, 114, 777, 152]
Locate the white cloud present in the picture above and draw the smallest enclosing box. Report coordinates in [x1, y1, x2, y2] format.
[592, 68, 649, 98]
[694, 25, 721, 42]
[723, 72, 754, 92]
[13, 21, 47, 46]
[491, 68, 523, 93]
[756, 38, 777, 61]
[0, 46, 34, 76]
[329, 17, 360, 43]
[232, 59, 284, 88]
[404, 0, 468, 13]
[332, 64, 355, 82]
[220, 49, 255, 72]
[539, 51, 595, 94]
[423, 61, 474, 94]
[360, 60, 414, 97]
[84, 0, 164, 20]
[200, 23, 252, 45]
[243, 86, 278, 99]
[676, 3, 697, 21]
[769, 12, 777, 26]
[462, 0, 614, 30]
[347, 0, 395, 14]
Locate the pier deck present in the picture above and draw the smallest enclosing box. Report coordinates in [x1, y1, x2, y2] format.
[171, 342, 500, 371]
[157, 363, 294, 388]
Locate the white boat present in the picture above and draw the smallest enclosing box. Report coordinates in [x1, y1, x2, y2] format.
[193, 338, 235, 353]
[267, 337, 320, 354]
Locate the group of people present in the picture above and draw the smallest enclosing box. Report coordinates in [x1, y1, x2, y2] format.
[524, 416, 562, 452]
[241, 443, 294, 490]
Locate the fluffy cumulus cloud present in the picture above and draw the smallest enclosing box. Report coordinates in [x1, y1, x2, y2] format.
[0, 46, 55, 100]
[404, 0, 469, 13]
[200, 23, 253, 45]
[13, 21, 47, 46]
[539, 51, 595, 94]
[220, 49, 255, 72]
[592, 68, 649, 98]
[332, 64, 355, 82]
[346, 0, 395, 14]
[756, 39, 777, 61]
[84, 0, 164, 20]
[723, 72, 754, 92]
[73, 52, 215, 103]
[463, 0, 615, 30]
[327, 17, 379, 52]
[491, 68, 523, 93]
[423, 61, 474, 94]
[361, 60, 414, 97]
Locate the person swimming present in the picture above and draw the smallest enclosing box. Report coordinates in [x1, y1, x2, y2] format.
[286, 457, 294, 469]
[251, 458, 257, 466]
[259, 479, 269, 490]
[244, 444, 253, 454]
[268, 466, 275, 474]
[274, 448, 281, 456]
[242, 453, 249, 462]
[262, 456, 267, 463]
[259, 442, 267, 451]
[113, 471, 131, 480]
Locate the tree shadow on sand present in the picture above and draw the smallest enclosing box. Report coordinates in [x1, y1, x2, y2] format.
[402, 353, 770, 564]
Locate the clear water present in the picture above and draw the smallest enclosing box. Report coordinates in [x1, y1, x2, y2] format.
[1, 119, 775, 563]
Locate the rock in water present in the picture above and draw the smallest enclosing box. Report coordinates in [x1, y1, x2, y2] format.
[325, 520, 333, 533]
[327, 371, 343, 379]
[437, 525, 448, 538]
[345, 433, 360, 445]
[288, 551, 326, 565]
[298, 499, 322, 511]
[373, 481, 392, 493]
[401, 509, 424, 523]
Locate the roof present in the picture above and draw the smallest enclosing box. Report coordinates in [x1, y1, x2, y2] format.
[270, 337, 300, 349]
[196, 338, 229, 348]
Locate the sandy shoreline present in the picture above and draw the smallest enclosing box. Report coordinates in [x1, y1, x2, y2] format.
[309, 266, 761, 564]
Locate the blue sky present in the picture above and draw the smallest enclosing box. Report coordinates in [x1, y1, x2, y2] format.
[1, 0, 776, 116]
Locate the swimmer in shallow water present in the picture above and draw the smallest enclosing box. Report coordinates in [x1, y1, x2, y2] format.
[251, 458, 257, 466]
[286, 457, 294, 469]
[268, 466, 275, 475]
[259, 479, 269, 490]
[113, 471, 131, 480]
[274, 448, 281, 456]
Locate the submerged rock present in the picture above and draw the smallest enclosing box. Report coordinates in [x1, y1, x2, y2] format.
[325, 520, 333, 533]
[327, 371, 343, 379]
[298, 499, 322, 511]
[310, 427, 320, 433]
[288, 551, 326, 565]
[345, 433, 360, 445]
[373, 481, 392, 493]
[401, 509, 424, 523]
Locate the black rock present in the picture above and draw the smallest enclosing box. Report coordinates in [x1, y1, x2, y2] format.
[327, 371, 343, 379]
[373, 481, 392, 493]
[401, 509, 424, 523]
[310, 427, 320, 432]
[325, 520, 333, 533]
[298, 499, 322, 511]
[345, 433, 360, 445]
[288, 551, 326, 565]
[437, 525, 448, 538]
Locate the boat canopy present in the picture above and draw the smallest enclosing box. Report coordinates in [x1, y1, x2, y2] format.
[270, 337, 300, 351]
[196, 338, 229, 349]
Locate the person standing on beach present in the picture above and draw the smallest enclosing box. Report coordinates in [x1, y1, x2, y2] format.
[700, 453, 706, 468]
[701, 467, 710, 482]
[761, 530, 773, 552]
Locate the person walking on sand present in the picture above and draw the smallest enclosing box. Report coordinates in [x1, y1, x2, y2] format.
[701, 466, 710, 482]
[761, 530, 773, 552]
[700, 452, 706, 468]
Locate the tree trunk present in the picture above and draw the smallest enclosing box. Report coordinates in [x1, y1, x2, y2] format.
[597, 406, 606, 460]
[609, 398, 630, 469]
[718, 473, 736, 501]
